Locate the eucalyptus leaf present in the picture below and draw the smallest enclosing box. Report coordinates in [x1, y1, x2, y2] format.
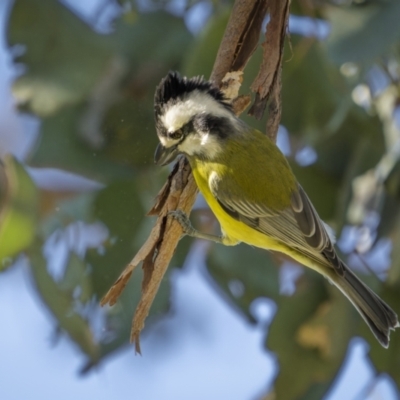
[116, 11, 192, 71]
[0, 156, 38, 269]
[29, 106, 133, 181]
[207, 243, 280, 322]
[7, 0, 114, 116]
[325, 1, 400, 65]
[30, 248, 98, 361]
[268, 273, 354, 400]
[184, 9, 229, 78]
[87, 179, 147, 297]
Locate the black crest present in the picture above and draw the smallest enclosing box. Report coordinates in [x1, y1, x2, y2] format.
[154, 71, 232, 118]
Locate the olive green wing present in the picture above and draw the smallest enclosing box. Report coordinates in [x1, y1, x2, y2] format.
[210, 175, 345, 275]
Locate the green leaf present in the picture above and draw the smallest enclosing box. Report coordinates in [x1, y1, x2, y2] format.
[7, 0, 113, 116]
[59, 252, 92, 304]
[29, 106, 133, 181]
[184, 9, 229, 78]
[26, 9, 193, 177]
[387, 213, 400, 285]
[309, 111, 384, 230]
[207, 243, 280, 322]
[101, 96, 160, 168]
[39, 192, 96, 239]
[116, 11, 192, 71]
[101, 11, 193, 168]
[281, 35, 385, 230]
[0, 155, 39, 269]
[325, 1, 400, 65]
[30, 248, 98, 361]
[87, 179, 147, 298]
[267, 273, 354, 400]
[281, 38, 343, 142]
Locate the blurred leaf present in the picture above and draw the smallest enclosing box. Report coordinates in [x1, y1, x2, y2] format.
[387, 213, 400, 285]
[385, 160, 400, 202]
[378, 161, 400, 265]
[7, 0, 114, 116]
[207, 243, 280, 322]
[0, 156, 38, 269]
[116, 11, 192, 72]
[313, 110, 384, 179]
[91, 11, 193, 169]
[325, 1, 400, 65]
[30, 248, 98, 361]
[102, 97, 158, 168]
[39, 192, 96, 238]
[59, 252, 92, 303]
[281, 37, 344, 141]
[281, 35, 385, 231]
[267, 273, 354, 400]
[170, 235, 193, 269]
[87, 179, 147, 297]
[29, 106, 133, 181]
[282, 36, 383, 150]
[26, 9, 193, 176]
[106, 10, 191, 162]
[313, 113, 384, 232]
[28, 173, 177, 365]
[184, 9, 229, 77]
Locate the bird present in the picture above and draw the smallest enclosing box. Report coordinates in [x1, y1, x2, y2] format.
[153, 71, 398, 348]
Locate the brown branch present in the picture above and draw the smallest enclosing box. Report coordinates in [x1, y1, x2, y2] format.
[249, 0, 290, 142]
[210, 0, 269, 86]
[101, 0, 290, 353]
[100, 158, 197, 354]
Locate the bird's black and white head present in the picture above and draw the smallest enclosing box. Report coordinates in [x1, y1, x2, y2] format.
[154, 72, 239, 166]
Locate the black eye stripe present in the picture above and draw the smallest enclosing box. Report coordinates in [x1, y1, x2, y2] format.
[193, 114, 230, 139]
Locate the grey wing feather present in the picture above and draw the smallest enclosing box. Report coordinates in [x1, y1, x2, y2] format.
[291, 186, 345, 275]
[212, 178, 345, 276]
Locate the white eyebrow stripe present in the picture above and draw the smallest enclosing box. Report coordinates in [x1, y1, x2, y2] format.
[160, 90, 235, 133]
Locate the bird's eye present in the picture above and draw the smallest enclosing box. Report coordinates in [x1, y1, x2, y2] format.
[169, 129, 183, 140]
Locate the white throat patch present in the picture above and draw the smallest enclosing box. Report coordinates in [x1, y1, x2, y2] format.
[177, 131, 222, 158]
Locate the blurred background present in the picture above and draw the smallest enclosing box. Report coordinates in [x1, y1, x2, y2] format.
[1, 0, 400, 399]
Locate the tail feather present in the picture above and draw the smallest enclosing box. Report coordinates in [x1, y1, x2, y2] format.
[330, 266, 399, 348]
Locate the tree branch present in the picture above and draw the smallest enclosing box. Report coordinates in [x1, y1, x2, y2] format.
[100, 0, 290, 353]
[210, 0, 269, 86]
[249, 0, 290, 142]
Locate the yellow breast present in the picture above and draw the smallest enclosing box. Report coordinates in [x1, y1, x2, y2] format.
[190, 160, 285, 251]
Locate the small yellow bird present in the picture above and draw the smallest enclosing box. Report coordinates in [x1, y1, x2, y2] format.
[154, 71, 398, 347]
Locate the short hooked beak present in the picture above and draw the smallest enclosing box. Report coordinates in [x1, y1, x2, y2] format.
[154, 143, 180, 166]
